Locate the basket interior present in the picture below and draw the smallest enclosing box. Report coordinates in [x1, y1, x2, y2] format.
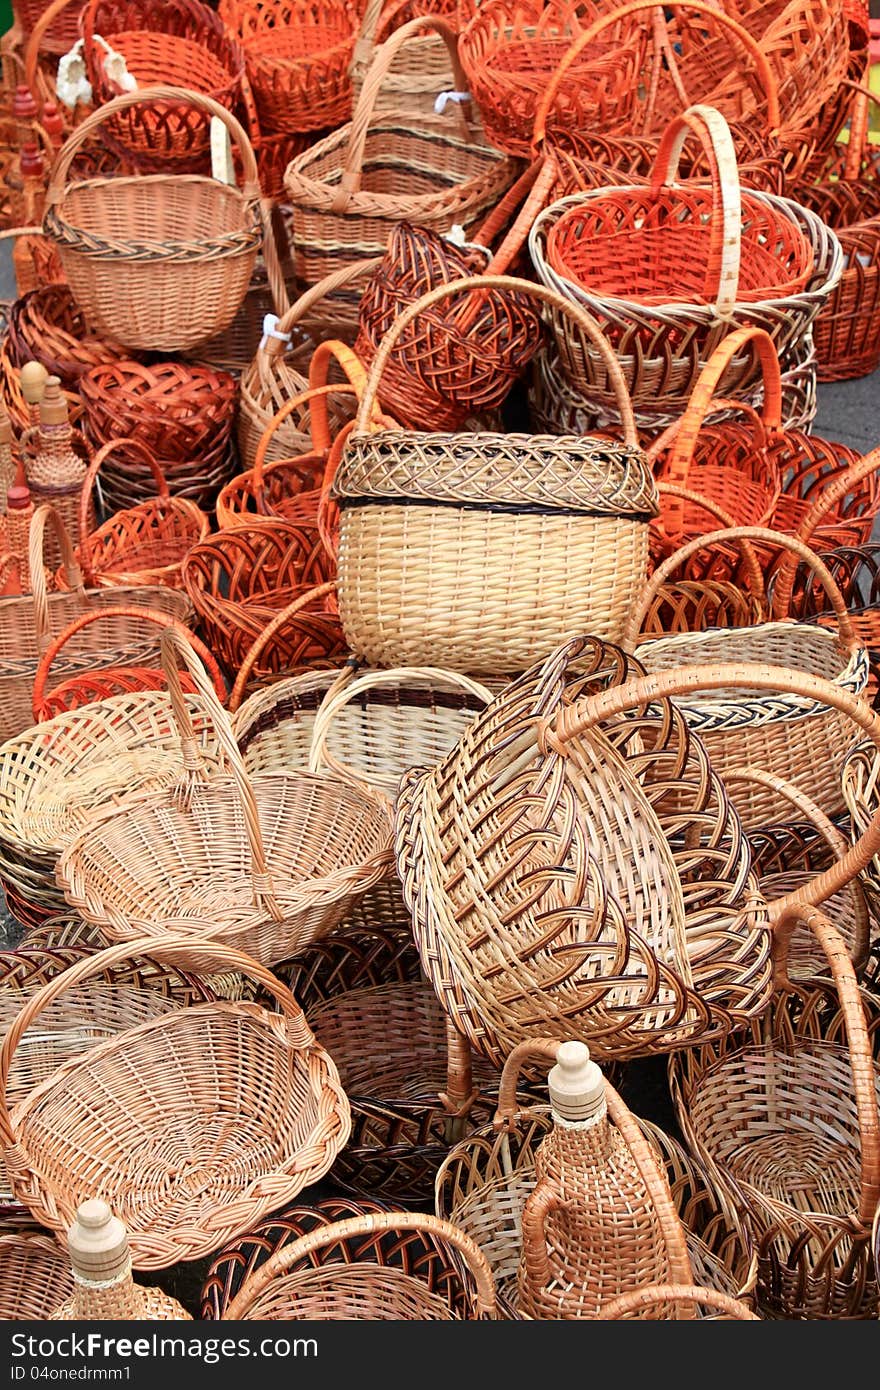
[57, 178, 252, 246]
[636, 623, 850, 701]
[105, 31, 238, 90]
[298, 121, 503, 201]
[239, 1263, 455, 1319]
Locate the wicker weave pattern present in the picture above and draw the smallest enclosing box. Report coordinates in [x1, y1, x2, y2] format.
[394, 635, 771, 1065]
[0, 1230, 74, 1319]
[79, 360, 236, 462]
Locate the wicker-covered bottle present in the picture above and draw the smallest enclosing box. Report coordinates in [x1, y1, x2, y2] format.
[5, 467, 33, 592]
[0, 406, 14, 506]
[515, 1042, 689, 1319]
[52, 1199, 191, 1321]
[28, 376, 93, 571]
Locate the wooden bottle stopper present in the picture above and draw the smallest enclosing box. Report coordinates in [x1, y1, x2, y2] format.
[548, 1041, 606, 1123]
[66, 1199, 130, 1283]
[19, 360, 49, 408]
[39, 376, 69, 428]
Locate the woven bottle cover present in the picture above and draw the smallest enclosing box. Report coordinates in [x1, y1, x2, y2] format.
[547, 1041, 606, 1126]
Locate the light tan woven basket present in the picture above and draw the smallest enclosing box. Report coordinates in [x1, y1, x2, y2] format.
[332, 275, 657, 674]
[627, 527, 869, 828]
[42, 85, 270, 353]
[57, 627, 393, 966]
[0, 934, 351, 1270]
[0, 1228, 74, 1320]
[349, 0, 456, 116]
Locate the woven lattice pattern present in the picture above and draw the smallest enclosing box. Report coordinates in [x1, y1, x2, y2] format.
[0, 1231, 74, 1319]
[79, 360, 236, 462]
[395, 635, 771, 1064]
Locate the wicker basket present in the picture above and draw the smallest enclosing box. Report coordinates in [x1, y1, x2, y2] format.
[670, 903, 880, 1319]
[350, 0, 457, 116]
[436, 1038, 756, 1318]
[394, 634, 774, 1064]
[530, 110, 842, 419]
[596, 1285, 759, 1320]
[226, 587, 349, 707]
[333, 275, 657, 673]
[0, 934, 350, 1269]
[79, 0, 245, 168]
[283, 15, 520, 330]
[4, 284, 126, 399]
[57, 627, 393, 966]
[842, 737, 880, 911]
[0, 504, 193, 749]
[237, 258, 377, 475]
[42, 86, 266, 353]
[78, 359, 236, 470]
[55, 439, 210, 591]
[220, 0, 359, 135]
[627, 527, 869, 828]
[787, 83, 880, 381]
[14, 0, 85, 54]
[219, 1210, 496, 1319]
[182, 518, 337, 678]
[354, 221, 543, 432]
[0, 683, 224, 928]
[0, 1229, 74, 1318]
[31, 605, 226, 720]
[0, 940, 210, 1217]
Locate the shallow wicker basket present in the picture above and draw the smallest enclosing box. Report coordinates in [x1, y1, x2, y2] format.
[333, 275, 658, 673]
[57, 628, 393, 967]
[0, 935, 351, 1269]
[78, 359, 236, 466]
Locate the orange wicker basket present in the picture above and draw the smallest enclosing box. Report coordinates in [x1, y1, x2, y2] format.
[78, 0, 245, 167]
[13, 0, 84, 55]
[220, 0, 359, 134]
[78, 359, 236, 467]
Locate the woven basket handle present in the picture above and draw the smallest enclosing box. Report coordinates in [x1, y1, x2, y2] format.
[349, 0, 386, 83]
[355, 273, 638, 446]
[257, 258, 382, 365]
[645, 105, 741, 312]
[159, 625, 283, 923]
[31, 605, 227, 716]
[307, 665, 494, 793]
[28, 503, 84, 650]
[228, 581, 338, 713]
[76, 438, 168, 586]
[622, 526, 858, 653]
[337, 16, 468, 207]
[222, 1209, 497, 1320]
[0, 932, 316, 1153]
[252, 384, 359, 490]
[45, 85, 261, 207]
[544, 661, 880, 916]
[23, 0, 80, 103]
[652, 482, 767, 607]
[843, 81, 880, 182]
[533, 0, 781, 145]
[657, 328, 783, 534]
[772, 904, 880, 1226]
[596, 1284, 758, 1319]
[724, 766, 869, 969]
[771, 444, 880, 619]
[496, 1039, 694, 1297]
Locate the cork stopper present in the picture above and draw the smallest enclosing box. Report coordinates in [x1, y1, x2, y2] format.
[66, 1199, 130, 1282]
[39, 377, 69, 427]
[548, 1041, 606, 1123]
[19, 361, 49, 406]
[6, 484, 31, 510]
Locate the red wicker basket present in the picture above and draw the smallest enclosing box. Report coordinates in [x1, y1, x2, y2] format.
[78, 359, 236, 464]
[220, 0, 359, 134]
[79, 0, 245, 167]
[13, 0, 85, 55]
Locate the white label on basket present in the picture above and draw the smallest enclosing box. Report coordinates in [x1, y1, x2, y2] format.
[211, 117, 236, 186]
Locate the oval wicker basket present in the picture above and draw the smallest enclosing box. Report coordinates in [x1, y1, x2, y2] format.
[57, 627, 394, 967]
[0, 934, 351, 1269]
[42, 86, 266, 353]
[333, 275, 657, 673]
[78, 359, 236, 466]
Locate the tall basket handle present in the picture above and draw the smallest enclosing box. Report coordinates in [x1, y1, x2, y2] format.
[229, 582, 339, 713]
[596, 1284, 759, 1319]
[28, 503, 84, 651]
[724, 766, 870, 971]
[336, 17, 469, 209]
[842, 81, 880, 183]
[622, 526, 859, 653]
[494, 1038, 694, 1299]
[221, 1209, 497, 1320]
[75, 437, 168, 585]
[772, 904, 880, 1227]
[45, 85, 262, 206]
[31, 604, 228, 717]
[533, 0, 781, 145]
[159, 625, 283, 923]
[0, 931, 317, 1153]
[652, 481, 768, 608]
[253, 258, 382, 369]
[252, 384, 360, 492]
[655, 326, 783, 535]
[355, 274, 638, 447]
[771, 444, 880, 619]
[349, 0, 388, 84]
[535, 662, 880, 917]
[307, 665, 495, 795]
